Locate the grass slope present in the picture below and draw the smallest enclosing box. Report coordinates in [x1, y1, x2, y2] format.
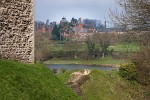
[0, 60, 80, 100]
[59, 70, 146, 100]
[81, 70, 145, 100]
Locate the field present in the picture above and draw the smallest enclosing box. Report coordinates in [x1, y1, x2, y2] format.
[44, 43, 138, 65]
[50, 42, 139, 52]
[108, 43, 139, 52]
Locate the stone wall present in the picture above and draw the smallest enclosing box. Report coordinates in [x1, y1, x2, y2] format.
[0, 0, 34, 63]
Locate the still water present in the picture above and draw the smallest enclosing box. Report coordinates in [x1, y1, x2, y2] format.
[45, 64, 118, 73]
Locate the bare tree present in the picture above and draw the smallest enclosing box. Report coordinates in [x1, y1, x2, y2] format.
[35, 32, 52, 62]
[110, 0, 150, 31]
[93, 33, 110, 58]
[111, 0, 150, 85]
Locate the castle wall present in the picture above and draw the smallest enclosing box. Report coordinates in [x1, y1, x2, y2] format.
[0, 0, 34, 63]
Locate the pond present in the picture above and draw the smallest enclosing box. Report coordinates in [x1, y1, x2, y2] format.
[45, 64, 119, 73]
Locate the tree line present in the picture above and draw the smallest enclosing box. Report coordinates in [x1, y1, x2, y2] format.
[111, 0, 150, 87]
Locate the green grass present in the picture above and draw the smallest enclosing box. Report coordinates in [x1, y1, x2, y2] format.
[108, 43, 139, 52]
[50, 42, 139, 52]
[50, 44, 64, 51]
[59, 70, 146, 100]
[50, 42, 86, 52]
[44, 57, 124, 66]
[0, 60, 80, 100]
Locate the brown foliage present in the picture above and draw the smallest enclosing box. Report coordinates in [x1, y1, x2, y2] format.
[111, 0, 150, 85]
[35, 32, 51, 62]
[132, 32, 150, 85]
[110, 0, 150, 31]
[132, 50, 150, 85]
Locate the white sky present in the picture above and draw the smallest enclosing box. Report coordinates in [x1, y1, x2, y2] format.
[35, 0, 119, 25]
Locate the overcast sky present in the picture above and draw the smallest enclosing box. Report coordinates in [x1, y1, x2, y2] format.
[35, 0, 118, 25]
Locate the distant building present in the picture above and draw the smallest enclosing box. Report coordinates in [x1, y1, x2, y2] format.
[35, 23, 46, 33]
[77, 18, 83, 28]
[60, 17, 68, 25]
[71, 17, 85, 33]
[83, 24, 96, 33]
[71, 17, 78, 26]
[41, 25, 46, 33]
[35, 21, 56, 34]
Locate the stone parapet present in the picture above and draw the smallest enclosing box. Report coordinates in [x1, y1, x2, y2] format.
[0, 0, 34, 63]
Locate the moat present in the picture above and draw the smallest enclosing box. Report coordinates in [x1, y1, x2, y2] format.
[45, 64, 118, 73]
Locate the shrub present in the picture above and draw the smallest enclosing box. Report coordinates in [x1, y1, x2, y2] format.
[132, 48, 150, 85]
[119, 62, 136, 80]
[52, 69, 57, 74]
[61, 68, 67, 73]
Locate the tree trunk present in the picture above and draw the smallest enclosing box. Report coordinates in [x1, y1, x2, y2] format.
[74, 52, 77, 59]
[102, 53, 105, 58]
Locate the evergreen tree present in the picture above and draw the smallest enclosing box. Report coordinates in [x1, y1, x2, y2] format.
[51, 25, 60, 40]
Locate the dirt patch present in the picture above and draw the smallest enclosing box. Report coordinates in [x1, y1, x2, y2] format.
[66, 69, 91, 99]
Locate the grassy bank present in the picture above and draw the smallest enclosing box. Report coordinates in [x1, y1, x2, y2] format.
[58, 70, 147, 100]
[0, 60, 80, 100]
[44, 57, 124, 67]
